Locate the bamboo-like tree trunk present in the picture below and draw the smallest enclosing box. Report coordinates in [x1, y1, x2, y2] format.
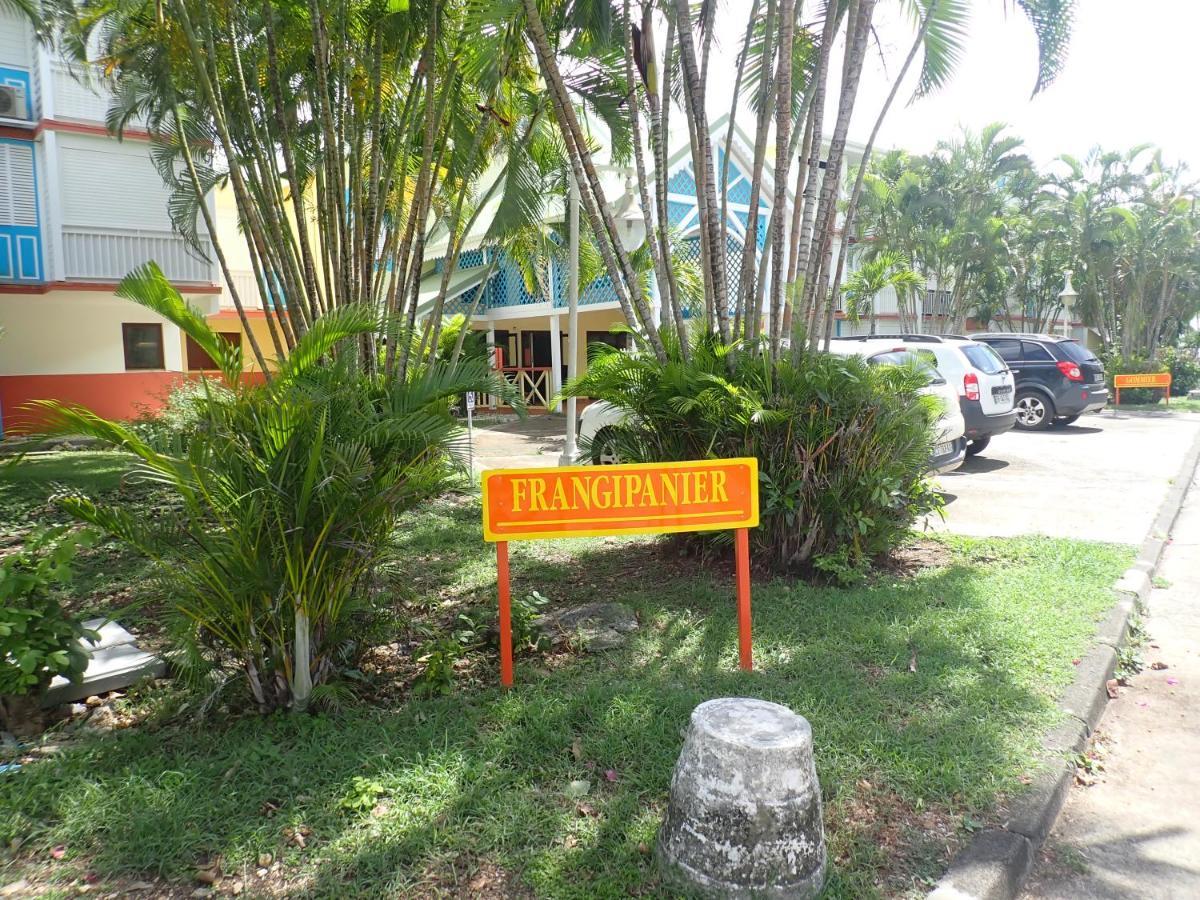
[672, 0, 730, 343]
[823, 2, 939, 347]
[521, 0, 666, 361]
[766, 0, 798, 355]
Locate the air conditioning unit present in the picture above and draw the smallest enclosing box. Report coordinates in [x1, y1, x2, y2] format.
[0, 84, 30, 121]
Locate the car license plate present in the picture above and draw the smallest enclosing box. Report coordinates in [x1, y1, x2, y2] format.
[934, 441, 954, 457]
[992, 385, 1012, 397]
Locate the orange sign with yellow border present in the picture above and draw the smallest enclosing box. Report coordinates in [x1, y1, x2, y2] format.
[1114, 372, 1171, 389]
[482, 458, 759, 542]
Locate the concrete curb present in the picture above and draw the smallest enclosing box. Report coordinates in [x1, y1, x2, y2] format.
[929, 425, 1200, 900]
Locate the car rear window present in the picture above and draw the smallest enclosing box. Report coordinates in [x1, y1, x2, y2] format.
[868, 350, 945, 385]
[1058, 340, 1100, 364]
[986, 338, 1021, 362]
[1021, 341, 1055, 361]
[961, 344, 1006, 375]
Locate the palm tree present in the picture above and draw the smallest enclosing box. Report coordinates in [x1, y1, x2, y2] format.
[841, 252, 923, 332]
[35, 263, 515, 712]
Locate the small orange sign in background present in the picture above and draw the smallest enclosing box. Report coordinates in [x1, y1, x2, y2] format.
[1114, 372, 1171, 405]
[482, 459, 760, 685]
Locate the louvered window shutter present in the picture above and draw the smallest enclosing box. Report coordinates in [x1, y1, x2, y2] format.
[0, 142, 38, 227]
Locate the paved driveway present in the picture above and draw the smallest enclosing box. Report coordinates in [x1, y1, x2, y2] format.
[469, 414, 566, 471]
[930, 410, 1200, 544]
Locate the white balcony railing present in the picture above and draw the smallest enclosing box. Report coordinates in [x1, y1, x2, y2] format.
[62, 226, 216, 284]
[224, 269, 267, 310]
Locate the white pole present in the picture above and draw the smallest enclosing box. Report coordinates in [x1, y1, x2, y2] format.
[549, 313, 563, 400]
[560, 176, 581, 465]
[486, 324, 496, 407]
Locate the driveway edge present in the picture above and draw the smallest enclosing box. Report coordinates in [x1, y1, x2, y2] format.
[928, 424, 1200, 900]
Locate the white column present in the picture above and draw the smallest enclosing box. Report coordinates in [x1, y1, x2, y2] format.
[35, 39, 55, 121]
[40, 131, 64, 283]
[560, 176, 581, 465]
[486, 324, 497, 408]
[161, 323, 185, 372]
[549, 313, 563, 404]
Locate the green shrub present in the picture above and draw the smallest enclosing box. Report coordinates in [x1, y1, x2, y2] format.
[1104, 354, 1169, 404]
[130, 379, 235, 451]
[0, 527, 100, 730]
[566, 331, 941, 575]
[1159, 347, 1200, 397]
[37, 264, 514, 714]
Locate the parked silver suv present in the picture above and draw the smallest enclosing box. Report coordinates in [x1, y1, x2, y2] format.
[832, 334, 1017, 456]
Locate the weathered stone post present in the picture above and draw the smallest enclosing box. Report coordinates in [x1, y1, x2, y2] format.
[657, 698, 826, 898]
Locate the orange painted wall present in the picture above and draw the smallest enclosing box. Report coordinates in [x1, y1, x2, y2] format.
[0, 372, 267, 435]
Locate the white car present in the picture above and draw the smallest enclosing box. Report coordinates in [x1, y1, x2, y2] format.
[578, 399, 629, 465]
[825, 339, 967, 474]
[834, 334, 1016, 456]
[578, 341, 966, 473]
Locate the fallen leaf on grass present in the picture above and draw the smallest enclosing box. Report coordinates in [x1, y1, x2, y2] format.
[604, 769, 619, 783]
[565, 780, 591, 799]
[49, 845, 66, 860]
[1151, 661, 1169, 670]
[575, 802, 599, 818]
[1106, 679, 1120, 699]
[570, 738, 582, 761]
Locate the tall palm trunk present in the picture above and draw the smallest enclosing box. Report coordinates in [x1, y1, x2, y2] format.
[766, 0, 797, 355]
[824, 1, 939, 345]
[521, 0, 666, 361]
[672, 0, 730, 342]
[803, 0, 878, 350]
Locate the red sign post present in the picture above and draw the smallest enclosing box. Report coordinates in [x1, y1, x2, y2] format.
[482, 458, 760, 685]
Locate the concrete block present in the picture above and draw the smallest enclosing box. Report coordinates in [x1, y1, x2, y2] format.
[1094, 595, 1136, 649]
[1114, 568, 1151, 602]
[1041, 716, 1089, 757]
[929, 829, 1033, 900]
[1058, 643, 1117, 734]
[1001, 758, 1074, 844]
[657, 698, 826, 898]
[41, 619, 165, 707]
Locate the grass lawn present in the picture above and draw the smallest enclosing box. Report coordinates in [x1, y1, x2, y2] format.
[0, 455, 1133, 898]
[1111, 397, 1200, 413]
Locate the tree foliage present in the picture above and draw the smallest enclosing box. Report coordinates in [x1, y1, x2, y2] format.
[854, 128, 1200, 357]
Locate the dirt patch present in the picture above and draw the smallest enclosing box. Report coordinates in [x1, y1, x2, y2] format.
[877, 537, 954, 578]
[829, 780, 962, 897]
[414, 855, 533, 899]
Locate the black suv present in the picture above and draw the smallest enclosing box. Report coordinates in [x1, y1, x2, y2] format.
[969, 333, 1108, 430]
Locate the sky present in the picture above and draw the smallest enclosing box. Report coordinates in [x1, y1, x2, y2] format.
[705, 0, 1200, 176]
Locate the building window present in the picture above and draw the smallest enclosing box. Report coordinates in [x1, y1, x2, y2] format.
[122, 323, 165, 370]
[186, 332, 242, 371]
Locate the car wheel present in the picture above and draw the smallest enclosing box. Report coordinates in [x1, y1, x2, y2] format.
[965, 436, 990, 457]
[1014, 391, 1054, 430]
[1053, 414, 1080, 427]
[590, 427, 621, 465]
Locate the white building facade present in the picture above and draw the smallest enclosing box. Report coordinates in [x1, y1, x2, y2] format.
[0, 9, 265, 434]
